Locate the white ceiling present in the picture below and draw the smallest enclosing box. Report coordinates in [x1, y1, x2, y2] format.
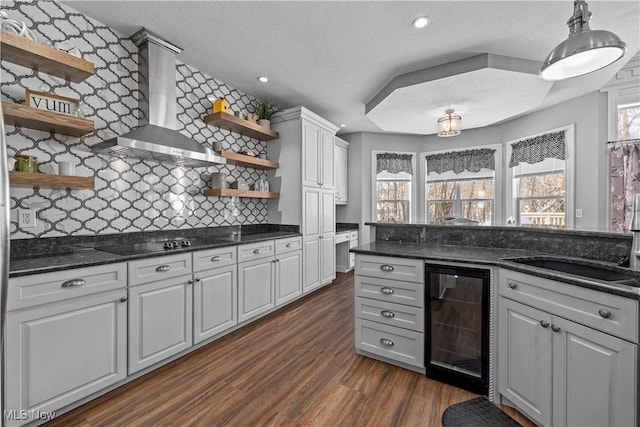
[62, 0, 640, 136]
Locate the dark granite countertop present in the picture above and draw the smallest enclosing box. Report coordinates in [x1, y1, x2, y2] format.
[10, 228, 301, 278]
[350, 242, 640, 300]
[336, 222, 359, 232]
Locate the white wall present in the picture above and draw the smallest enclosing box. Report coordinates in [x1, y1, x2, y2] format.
[340, 90, 608, 241]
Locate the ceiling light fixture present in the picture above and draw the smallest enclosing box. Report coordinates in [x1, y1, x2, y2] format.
[540, 0, 626, 81]
[339, 124, 346, 128]
[412, 16, 430, 29]
[437, 109, 461, 137]
[257, 76, 269, 83]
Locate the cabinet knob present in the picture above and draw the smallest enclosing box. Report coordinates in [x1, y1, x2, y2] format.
[156, 265, 171, 272]
[61, 279, 86, 288]
[195, 277, 201, 282]
[551, 324, 561, 333]
[286, 243, 292, 248]
[508, 282, 517, 289]
[379, 338, 394, 347]
[539, 320, 550, 328]
[119, 296, 128, 303]
[380, 264, 394, 272]
[380, 287, 395, 295]
[211, 255, 222, 261]
[188, 279, 194, 285]
[598, 309, 611, 319]
[381, 310, 395, 318]
[253, 249, 261, 254]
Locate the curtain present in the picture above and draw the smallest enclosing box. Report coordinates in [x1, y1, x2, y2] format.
[426, 148, 496, 175]
[610, 140, 640, 232]
[509, 130, 566, 168]
[376, 153, 413, 175]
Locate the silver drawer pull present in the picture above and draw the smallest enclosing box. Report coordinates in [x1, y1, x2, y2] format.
[253, 249, 261, 254]
[211, 255, 222, 261]
[156, 265, 171, 272]
[598, 309, 611, 319]
[379, 338, 394, 347]
[508, 282, 517, 289]
[61, 279, 86, 288]
[381, 310, 395, 318]
[539, 320, 550, 328]
[380, 287, 395, 295]
[286, 243, 292, 247]
[380, 264, 394, 272]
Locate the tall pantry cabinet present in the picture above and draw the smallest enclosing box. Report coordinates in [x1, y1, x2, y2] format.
[267, 107, 339, 293]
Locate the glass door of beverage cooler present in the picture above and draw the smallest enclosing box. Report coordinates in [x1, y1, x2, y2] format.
[425, 264, 489, 395]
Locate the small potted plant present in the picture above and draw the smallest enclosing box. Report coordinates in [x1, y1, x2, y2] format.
[255, 99, 279, 129]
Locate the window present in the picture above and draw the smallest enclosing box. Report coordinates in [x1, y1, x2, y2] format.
[507, 127, 574, 229]
[424, 148, 496, 225]
[617, 102, 640, 140]
[373, 152, 414, 223]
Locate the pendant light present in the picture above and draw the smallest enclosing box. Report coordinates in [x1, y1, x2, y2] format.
[437, 108, 461, 137]
[540, 0, 626, 81]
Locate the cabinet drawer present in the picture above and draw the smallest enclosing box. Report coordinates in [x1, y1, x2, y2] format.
[335, 232, 349, 244]
[275, 236, 302, 255]
[129, 253, 192, 287]
[193, 245, 237, 272]
[355, 275, 424, 308]
[355, 318, 424, 368]
[349, 231, 358, 241]
[238, 240, 275, 263]
[500, 269, 639, 342]
[349, 239, 359, 249]
[355, 255, 424, 283]
[7, 263, 127, 311]
[356, 297, 424, 332]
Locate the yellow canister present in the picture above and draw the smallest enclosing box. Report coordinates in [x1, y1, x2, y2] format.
[14, 154, 37, 173]
[212, 98, 229, 114]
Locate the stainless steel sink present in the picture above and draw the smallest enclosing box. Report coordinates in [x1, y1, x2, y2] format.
[503, 257, 640, 286]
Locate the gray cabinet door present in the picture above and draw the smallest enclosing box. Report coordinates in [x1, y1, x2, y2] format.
[321, 189, 335, 235]
[320, 234, 335, 285]
[193, 264, 237, 344]
[302, 120, 321, 187]
[276, 251, 302, 306]
[129, 275, 193, 374]
[303, 236, 320, 293]
[498, 298, 552, 427]
[320, 129, 335, 189]
[238, 257, 275, 323]
[5, 289, 127, 425]
[552, 316, 637, 427]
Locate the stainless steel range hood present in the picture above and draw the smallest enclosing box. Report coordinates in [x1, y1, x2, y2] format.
[92, 28, 225, 167]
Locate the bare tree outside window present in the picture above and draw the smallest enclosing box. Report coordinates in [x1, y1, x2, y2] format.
[427, 179, 493, 224]
[618, 103, 640, 140]
[517, 172, 565, 228]
[376, 170, 412, 223]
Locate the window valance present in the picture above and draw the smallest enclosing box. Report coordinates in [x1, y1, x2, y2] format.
[426, 148, 496, 175]
[509, 130, 566, 168]
[376, 153, 413, 175]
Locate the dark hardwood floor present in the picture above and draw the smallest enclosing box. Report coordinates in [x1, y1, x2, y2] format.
[47, 272, 533, 426]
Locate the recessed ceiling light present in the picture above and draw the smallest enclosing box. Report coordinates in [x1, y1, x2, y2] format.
[339, 124, 346, 128]
[412, 16, 430, 29]
[257, 76, 269, 83]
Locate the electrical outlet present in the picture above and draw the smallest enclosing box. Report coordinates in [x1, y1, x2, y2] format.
[18, 208, 37, 228]
[576, 209, 583, 218]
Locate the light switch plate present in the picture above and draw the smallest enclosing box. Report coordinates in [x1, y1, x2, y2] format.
[18, 208, 37, 228]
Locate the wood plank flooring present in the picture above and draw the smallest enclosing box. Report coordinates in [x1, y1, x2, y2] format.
[47, 272, 533, 427]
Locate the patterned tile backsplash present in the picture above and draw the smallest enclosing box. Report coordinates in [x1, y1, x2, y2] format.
[1, 0, 269, 239]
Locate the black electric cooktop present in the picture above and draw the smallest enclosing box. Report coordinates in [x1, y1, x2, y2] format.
[96, 237, 236, 256]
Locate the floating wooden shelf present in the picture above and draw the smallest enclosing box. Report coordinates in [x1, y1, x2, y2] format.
[0, 30, 95, 82]
[203, 188, 280, 199]
[203, 112, 279, 141]
[218, 150, 279, 169]
[2, 101, 94, 137]
[9, 172, 94, 189]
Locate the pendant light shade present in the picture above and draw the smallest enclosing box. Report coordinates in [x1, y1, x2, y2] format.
[540, 0, 626, 81]
[437, 109, 461, 137]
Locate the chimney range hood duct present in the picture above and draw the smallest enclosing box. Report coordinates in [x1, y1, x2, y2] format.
[92, 28, 225, 167]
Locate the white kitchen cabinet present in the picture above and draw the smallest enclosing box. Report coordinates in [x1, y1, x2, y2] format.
[336, 229, 358, 273]
[498, 270, 637, 427]
[5, 289, 127, 426]
[128, 275, 193, 374]
[193, 263, 237, 344]
[268, 107, 339, 295]
[275, 236, 303, 306]
[334, 137, 349, 204]
[238, 255, 275, 323]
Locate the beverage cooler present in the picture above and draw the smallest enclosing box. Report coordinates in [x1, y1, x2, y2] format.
[425, 264, 489, 395]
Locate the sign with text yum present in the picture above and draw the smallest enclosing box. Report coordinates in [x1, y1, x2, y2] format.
[26, 89, 79, 116]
